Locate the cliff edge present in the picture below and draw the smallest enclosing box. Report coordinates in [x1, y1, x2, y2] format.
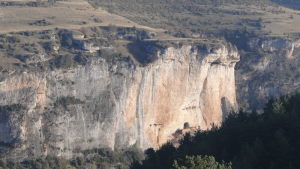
[0, 44, 239, 161]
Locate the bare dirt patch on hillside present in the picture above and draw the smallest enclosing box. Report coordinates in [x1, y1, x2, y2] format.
[0, 0, 164, 34]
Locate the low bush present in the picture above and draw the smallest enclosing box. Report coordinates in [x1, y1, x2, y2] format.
[54, 96, 84, 109]
[54, 54, 73, 68]
[0, 104, 27, 112]
[29, 19, 51, 26]
[94, 18, 103, 23]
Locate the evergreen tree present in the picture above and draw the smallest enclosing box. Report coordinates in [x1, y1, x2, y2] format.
[173, 155, 232, 169]
[272, 99, 285, 114]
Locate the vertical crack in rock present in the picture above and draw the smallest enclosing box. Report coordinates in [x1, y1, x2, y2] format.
[200, 77, 208, 126]
[135, 70, 146, 148]
[221, 97, 231, 122]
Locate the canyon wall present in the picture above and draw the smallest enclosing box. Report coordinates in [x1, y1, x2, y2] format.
[248, 38, 300, 58]
[236, 38, 300, 111]
[0, 45, 239, 162]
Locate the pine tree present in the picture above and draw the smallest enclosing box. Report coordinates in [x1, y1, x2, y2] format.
[173, 155, 232, 169]
[272, 99, 285, 114]
[237, 143, 256, 169]
[263, 97, 275, 119]
[269, 129, 291, 168]
[252, 138, 266, 168]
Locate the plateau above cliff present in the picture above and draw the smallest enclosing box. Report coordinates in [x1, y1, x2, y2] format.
[0, 43, 239, 162]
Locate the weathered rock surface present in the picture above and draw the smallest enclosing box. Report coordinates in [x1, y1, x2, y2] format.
[236, 38, 300, 111]
[74, 40, 116, 54]
[74, 40, 101, 53]
[20, 53, 52, 64]
[248, 38, 300, 58]
[0, 45, 239, 162]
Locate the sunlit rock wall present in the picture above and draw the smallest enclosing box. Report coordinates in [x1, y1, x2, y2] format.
[0, 45, 239, 162]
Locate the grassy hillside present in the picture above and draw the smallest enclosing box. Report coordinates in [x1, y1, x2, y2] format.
[272, 0, 300, 10]
[87, 0, 300, 38]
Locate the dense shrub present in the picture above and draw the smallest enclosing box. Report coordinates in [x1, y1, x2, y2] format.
[0, 104, 27, 112]
[74, 53, 86, 65]
[54, 96, 84, 109]
[94, 18, 103, 23]
[54, 54, 73, 68]
[62, 38, 73, 46]
[173, 155, 232, 169]
[29, 19, 51, 26]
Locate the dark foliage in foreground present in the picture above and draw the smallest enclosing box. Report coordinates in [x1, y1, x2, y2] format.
[0, 147, 144, 169]
[132, 90, 300, 169]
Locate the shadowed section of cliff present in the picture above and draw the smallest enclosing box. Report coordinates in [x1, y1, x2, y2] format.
[0, 44, 239, 162]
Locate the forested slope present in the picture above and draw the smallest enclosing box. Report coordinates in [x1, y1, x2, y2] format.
[131, 90, 300, 169]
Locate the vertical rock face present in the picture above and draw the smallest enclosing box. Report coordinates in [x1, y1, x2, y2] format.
[236, 38, 300, 112]
[248, 38, 300, 58]
[0, 45, 239, 161]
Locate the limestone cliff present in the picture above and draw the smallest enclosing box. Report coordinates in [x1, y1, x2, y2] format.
[0, 45, 239, 162]
[236, 38, 300, 111]
[248, 38, 300, 58]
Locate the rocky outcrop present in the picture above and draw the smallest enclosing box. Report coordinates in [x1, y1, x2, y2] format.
[74, 40, 101, 52]
[248, 38, 300, 58]
[0, 45, 239, 162]
[235, 38, 300, 112]
[117, 31, 157, 41]
[74, 40, 116, 53]
[20, 53, 52, 64]
[53, 46, 60, 53]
